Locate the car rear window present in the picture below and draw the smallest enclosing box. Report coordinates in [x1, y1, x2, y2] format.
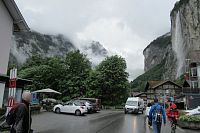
[74, 101, 85, 106]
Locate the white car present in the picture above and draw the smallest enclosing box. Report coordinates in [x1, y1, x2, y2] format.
[185, 106, 200, 116]
[79, 100, 94, 113]
[53, 100, 87, 116]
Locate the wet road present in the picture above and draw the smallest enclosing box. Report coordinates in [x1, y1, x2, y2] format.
[98, 113, 200, 133]
[32, 111, 200, 133]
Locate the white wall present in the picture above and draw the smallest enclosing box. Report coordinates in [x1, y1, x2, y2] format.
[0, 0, 13, 108]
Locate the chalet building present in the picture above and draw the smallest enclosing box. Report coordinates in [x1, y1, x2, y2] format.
[144, 80, 182, 106]
[0, 0, 29, 108]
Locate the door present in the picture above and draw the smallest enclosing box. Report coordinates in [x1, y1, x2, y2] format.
[63, 101, 73, 113]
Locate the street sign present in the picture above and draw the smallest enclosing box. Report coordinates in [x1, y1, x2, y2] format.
[7, 68, 17, 107]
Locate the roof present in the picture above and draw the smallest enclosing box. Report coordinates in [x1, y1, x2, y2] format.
[152, 80, 182, 89]
[145, 80, 182, 91]
[146, 81, 162, 89]
[183, 80, 190, 87]
[0, 73, 32, 87]
[2, 0, 29, 31]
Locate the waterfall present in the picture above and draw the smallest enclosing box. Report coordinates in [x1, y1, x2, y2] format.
[172, 11, 186, 78]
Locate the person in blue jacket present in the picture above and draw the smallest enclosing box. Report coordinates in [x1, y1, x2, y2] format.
[149, 98, 166, 133]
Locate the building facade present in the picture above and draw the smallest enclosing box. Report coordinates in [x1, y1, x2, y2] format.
[0, 0, 29, 108]
[182, 50, 200, 109]
[145, 80, 182, 106]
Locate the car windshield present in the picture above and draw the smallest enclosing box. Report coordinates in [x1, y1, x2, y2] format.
[126, 101, 137, 106]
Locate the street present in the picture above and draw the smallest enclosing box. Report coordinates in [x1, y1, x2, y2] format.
[31, 111, 200, 133]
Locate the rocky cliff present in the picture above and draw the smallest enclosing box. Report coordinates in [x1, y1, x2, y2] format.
[9, 31, 108, 66]
[143, 33, 171, 72]
[143, 32, 177, 80]
[143, 0, 200, 80]
[171, 0, 200, 77]
[10, 31, 75, 65]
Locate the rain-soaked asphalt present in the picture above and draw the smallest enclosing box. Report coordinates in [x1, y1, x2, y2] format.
[32, 111, 200, 133]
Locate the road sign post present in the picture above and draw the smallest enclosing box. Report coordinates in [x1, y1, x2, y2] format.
[6, 68, 17, 114]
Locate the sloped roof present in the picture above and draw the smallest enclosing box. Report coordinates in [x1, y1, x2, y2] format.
[144, 80, 161, 92]
[152, 80, 182, 89]
[148, 81, 162, 88]
[2, 0, 29, 31]
[0, 73, 32, 87]
[145, 80, 182, 91]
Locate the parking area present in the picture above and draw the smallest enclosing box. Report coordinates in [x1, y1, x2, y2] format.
[32, 110, 122, 133]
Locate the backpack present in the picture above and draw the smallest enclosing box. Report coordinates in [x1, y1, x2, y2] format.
[6, 103, 27, 125]
[154, 105, 162, 124]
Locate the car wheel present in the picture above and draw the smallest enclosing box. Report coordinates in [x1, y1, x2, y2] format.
[55, 108, 60, 114]
[75, 110, 81, 116]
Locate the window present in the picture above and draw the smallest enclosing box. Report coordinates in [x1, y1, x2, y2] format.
[191, 81, 198, 88]
[191, 67, 197, 77]
[65, 102, 73, 106]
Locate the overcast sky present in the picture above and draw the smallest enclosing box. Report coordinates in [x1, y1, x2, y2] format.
[15, 0, 178, 80]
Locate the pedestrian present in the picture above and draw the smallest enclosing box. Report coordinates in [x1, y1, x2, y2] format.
[148, 98, 166, 133]
[10, 91, 32, 133]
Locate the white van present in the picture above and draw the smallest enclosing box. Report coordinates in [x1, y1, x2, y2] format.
[124, 97, 144, 114]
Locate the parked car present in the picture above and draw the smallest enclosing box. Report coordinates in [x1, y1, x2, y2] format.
[41, 98, 58, 105]
[53, 100, 87, 116]
[76, 100, 94, 113]
[124, 97, 144, 114]
[79, 98, 101, 112]
[185, 106, 200, 116]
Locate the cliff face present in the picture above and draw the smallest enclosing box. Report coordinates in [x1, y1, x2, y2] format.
[143, 33, 171, 72]
[143, 0, 200, 80]
[132, 0, 200, 90]
[10, 31, 76, 65]
[171, 0, 200, 77]
[143, 33, 177, 79]
[9, 31, 108, 66]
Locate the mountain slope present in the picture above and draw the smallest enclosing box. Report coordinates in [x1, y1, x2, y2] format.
[10, 31, 75, 65]
[9, 31, 108, 66]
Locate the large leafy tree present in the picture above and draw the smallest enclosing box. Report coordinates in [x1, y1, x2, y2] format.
[96, 55, 129, 105]
[18, 56, 66, 91]
[85, 70, 102, 98]
[61, 50, 92, 100]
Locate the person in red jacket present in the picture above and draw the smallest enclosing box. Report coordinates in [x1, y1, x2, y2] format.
[167, 103, 180, 121]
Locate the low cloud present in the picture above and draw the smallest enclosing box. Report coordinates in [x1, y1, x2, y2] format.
[15, 0, 178, 80]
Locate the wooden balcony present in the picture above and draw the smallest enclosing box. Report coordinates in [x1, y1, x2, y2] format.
[182, 88, 200, 93]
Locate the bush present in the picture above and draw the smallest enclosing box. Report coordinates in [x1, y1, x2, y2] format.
[179, 115, 200, 122]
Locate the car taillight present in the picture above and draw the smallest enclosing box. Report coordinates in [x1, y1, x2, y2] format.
[81, 106, 84, 109]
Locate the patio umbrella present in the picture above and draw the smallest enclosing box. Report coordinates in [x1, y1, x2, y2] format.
[32, 88, 62, 94]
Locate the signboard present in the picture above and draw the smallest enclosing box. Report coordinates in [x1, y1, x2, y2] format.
[8, 68, 17, 107]
[31, 92, 39, 105]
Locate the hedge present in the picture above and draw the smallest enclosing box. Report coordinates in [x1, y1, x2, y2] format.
[179, 115, 200, 122]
